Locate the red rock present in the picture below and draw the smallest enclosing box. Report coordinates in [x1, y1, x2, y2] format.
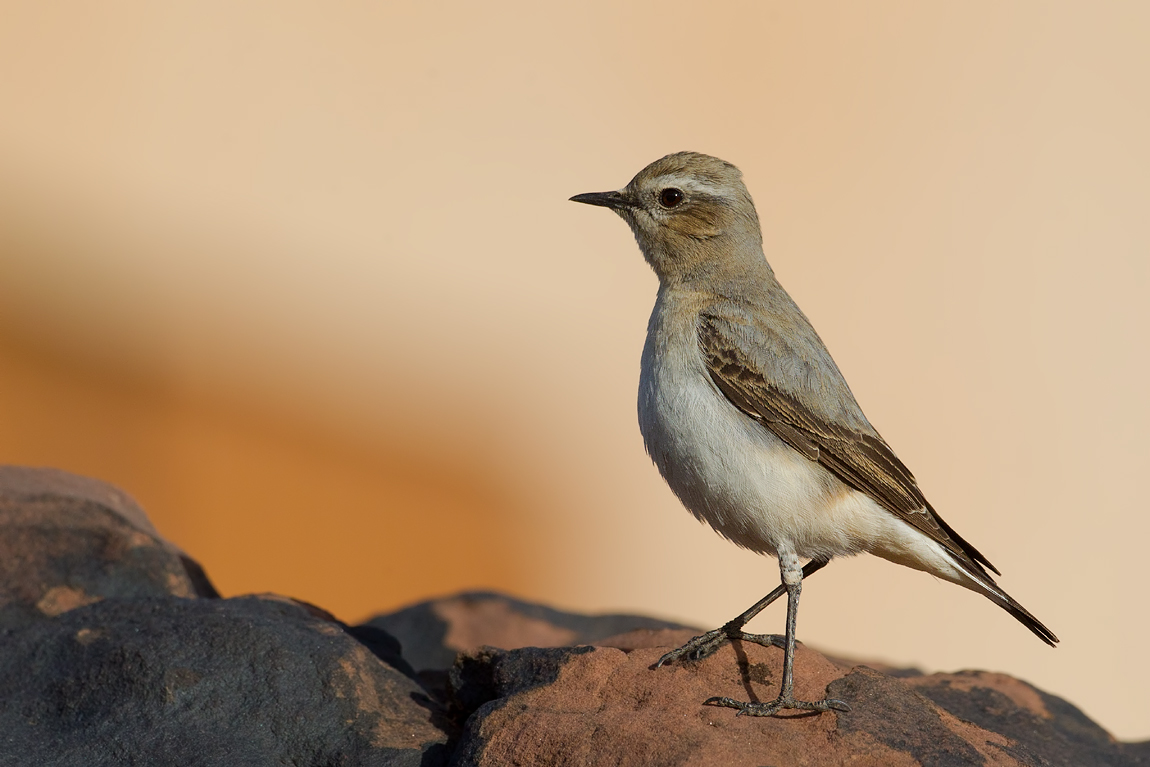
[449, 631, 1148, 767]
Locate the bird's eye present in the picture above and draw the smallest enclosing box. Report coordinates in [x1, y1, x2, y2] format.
[659, 188, 684, 208]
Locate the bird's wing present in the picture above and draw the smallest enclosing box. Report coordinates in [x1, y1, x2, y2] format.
[698, 313, 999, 578]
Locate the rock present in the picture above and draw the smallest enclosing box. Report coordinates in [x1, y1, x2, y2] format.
[357, 591, 690, 706]
[447, 630, 1150, 767]
[901, 671, 1148, 767]
[359, 590, 689, 674]
[2, 465, 1147, 766]
[0, 595, 449, 767]
[0, 466, 450, 766]
[0, 466, 216, 629]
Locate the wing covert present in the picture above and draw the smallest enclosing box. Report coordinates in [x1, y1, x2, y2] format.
[698, 313, 999, 577]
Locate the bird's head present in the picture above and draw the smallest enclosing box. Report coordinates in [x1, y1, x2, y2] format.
[571, 151, 764, 284]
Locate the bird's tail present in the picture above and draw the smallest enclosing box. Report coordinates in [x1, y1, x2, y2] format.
[958, 563, 1059, 647]
[926, 503, 1058, 646]
[872, 526, 1059, 647]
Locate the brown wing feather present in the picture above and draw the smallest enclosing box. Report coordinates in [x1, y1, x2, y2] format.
[699, 315, 999, 578]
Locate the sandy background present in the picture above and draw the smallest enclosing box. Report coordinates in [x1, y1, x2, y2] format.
[1, 1, 1147, 740]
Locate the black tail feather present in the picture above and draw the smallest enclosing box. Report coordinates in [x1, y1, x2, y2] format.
[991, 589, 1059, 647]
[970, 573, 1059, 647]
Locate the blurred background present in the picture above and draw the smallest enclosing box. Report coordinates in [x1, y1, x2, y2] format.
[1, 0, 1147, 740]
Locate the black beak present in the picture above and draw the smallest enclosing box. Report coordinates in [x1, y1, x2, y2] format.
[569, 190, 634, 210]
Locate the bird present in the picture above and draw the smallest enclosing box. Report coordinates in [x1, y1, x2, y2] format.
[570, 151, 1057, 717]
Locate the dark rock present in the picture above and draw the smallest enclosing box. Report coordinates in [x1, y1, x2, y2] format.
[449, 645, 596, 722]
[361, 590, 689, 674]
[0, 595, 448, 767]
[830, 667, 993, 766]
[0, 466, 217, 629]
[905, 671, 1150, 767]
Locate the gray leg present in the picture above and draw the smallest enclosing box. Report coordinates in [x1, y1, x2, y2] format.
[654, 558, 828, 668]
[703, 551, 850, 716]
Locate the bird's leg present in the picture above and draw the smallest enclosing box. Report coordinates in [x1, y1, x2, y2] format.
[705, 551, 850, 716]
[654, 558, 828, 668]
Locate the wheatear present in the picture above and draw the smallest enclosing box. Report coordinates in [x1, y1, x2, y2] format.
[571, 152, 1057, 717]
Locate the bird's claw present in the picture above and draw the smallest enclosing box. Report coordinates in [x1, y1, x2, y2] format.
[654, 629, 727, 667]
[654, 628, 785, 668]
[704, 695, 851, 717]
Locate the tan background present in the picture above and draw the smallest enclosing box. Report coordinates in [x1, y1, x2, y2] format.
[1, 1, 1147, 740]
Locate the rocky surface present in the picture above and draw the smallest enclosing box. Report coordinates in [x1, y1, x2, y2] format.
[357, 590, 689, 703]
[447, 632, 1149, 767]
[0, 466, 216, 631]
[0, 596, 447, 766]
[0, 466, 1146, 766]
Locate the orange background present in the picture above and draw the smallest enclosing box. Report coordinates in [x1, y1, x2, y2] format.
[1, 2, 1147, 739]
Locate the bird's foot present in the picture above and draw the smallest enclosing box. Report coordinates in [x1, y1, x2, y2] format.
[704, 694, 851, 717]
[654, 628, 784, 668]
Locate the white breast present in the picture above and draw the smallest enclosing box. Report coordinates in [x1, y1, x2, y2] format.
[637, 288, 895, 563]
